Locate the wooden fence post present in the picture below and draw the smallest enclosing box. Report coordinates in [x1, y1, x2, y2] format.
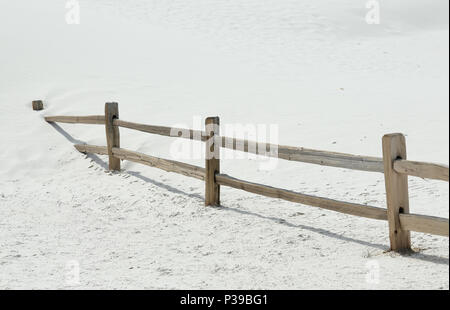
[105, 102, 121, 171]
[32, 100, 44, 111]
[382, 133, 411, 252]
[205, 116, 220, 206]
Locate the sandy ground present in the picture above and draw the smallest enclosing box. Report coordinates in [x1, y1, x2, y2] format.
[0, 149, 448, 289]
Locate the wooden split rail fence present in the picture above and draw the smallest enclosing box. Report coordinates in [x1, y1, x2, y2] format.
[44, 102, 449, 252]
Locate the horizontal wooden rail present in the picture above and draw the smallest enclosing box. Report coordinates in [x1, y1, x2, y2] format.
[215, 174, 388, 221]
[394, 160, 449, 182]
[220, 137, 385, 173]
[114, 119, 206, 142]
[277, 145, 384, 173]
[399, 213, 449, 237]
[74, 144, 205, 180]
[45, 115, 105, 125]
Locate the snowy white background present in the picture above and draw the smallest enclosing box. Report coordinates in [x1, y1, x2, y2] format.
[0, 0, 448, 289]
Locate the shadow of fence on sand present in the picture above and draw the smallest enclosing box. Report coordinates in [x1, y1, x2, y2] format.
[47, 120, 450, 267]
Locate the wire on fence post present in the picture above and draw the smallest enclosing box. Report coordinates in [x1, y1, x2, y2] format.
[105, 102, 121, 171]
[205, 116, 220, 206]
[382, 133, 411, 252]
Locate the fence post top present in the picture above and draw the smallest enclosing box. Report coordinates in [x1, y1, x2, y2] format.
[105, 102, 119, 119]
[205, 116, 220, 123]
[383, 133, 405, 139]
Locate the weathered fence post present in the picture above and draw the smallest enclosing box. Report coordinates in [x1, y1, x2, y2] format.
[105, 102, 121, 171]
[382, 133, 411, 252]
[205, 116, 220, 206]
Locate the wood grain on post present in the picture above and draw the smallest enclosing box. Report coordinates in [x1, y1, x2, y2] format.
[205, 117, 220, 206]
[382, 133, 411, 252]
[105, 102, 121, 171]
